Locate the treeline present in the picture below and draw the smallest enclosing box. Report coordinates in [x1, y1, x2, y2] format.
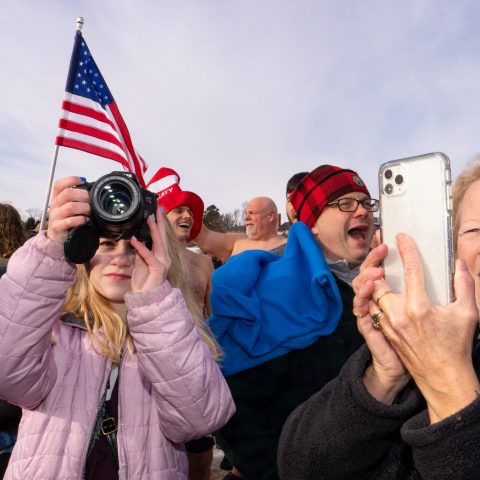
[203, 205, 245, 233]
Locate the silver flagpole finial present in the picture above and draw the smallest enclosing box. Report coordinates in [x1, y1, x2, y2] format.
[76, 17, 84, 32]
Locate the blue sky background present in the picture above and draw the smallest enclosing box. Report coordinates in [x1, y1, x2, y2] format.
[1, 1, 480, 222]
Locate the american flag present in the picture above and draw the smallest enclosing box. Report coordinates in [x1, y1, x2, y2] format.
[55, 31, 147, 186]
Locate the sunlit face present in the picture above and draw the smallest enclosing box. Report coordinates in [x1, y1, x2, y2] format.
[166, 206, 193, 242]
[244, 199, 273, 239]
[89, 238, 135, 305]
[311, 192, 375, 267]
[456, 179, 480, 308]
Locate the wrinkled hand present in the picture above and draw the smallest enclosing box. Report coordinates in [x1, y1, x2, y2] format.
[352, 244, 410, 404]
[130, 207, 171, 293]
[47, 177, 90, 244]
[373, 233, 480, 422]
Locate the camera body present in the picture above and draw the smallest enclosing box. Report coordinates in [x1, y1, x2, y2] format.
[64, 171, 157, 264]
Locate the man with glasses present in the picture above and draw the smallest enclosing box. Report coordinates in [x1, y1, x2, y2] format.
[213, 165, 377, 480]
[291, 165, 378, 285]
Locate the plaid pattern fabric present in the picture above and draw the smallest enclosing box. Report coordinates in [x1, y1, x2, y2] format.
[215, 277, 364, 480]
[290, 165, 370, 228]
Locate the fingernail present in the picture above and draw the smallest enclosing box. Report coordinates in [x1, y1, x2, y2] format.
[159, 206, 165, 214]
[131, 235, 137, 242]
[79, 177, 87, 182]
[396, 233, 407, 244]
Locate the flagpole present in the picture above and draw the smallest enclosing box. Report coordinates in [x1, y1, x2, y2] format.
[39, 17, 84, 231]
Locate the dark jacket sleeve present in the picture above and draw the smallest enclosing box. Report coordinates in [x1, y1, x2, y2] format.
[401, 395, 480, 480]
[277, 345, 424, 480]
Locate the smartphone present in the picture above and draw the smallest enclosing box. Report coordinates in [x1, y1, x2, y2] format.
[379, 152, 454, 305]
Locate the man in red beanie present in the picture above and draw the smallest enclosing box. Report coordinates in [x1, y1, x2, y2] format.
[290, 164, 377, 273]
[215, 164, 378, 480]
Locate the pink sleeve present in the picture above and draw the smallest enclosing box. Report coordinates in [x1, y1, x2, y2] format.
[125, 282, 235, 442]
[0, 233, 76, 408]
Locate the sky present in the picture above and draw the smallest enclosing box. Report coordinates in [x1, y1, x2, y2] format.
[1, 0, 480, 223]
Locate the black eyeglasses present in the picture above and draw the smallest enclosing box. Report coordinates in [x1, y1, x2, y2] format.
[327, 198, 379, 212]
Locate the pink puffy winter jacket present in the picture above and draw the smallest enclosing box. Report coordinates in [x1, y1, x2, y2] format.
[0, 233, 235, 479]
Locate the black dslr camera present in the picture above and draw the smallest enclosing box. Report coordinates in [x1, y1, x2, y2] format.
[64, 171, 158, 264]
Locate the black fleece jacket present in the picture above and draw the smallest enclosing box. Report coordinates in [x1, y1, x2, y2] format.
[278, 344, 480, 480]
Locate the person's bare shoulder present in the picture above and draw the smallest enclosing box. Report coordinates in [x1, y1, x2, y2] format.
[185, 248, 214, 275]
[231, 237, 253, 256]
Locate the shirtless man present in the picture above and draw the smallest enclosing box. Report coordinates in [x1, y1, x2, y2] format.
[147, 167, 215, 480]
[166, 205, 213, 316]
[194, 196, 286, 263]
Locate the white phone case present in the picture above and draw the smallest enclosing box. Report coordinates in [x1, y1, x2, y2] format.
[379, 152, 454, 305]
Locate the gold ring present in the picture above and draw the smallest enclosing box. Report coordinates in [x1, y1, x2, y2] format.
[371, 309, 383, 329]
[375, 290, 393, 305]
[352, 309, 366, 318]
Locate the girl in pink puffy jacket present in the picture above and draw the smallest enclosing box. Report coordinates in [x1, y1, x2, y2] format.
[0, 176, 234, 479]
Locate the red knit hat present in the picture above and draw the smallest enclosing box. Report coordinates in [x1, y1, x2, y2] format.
[146, 167, 204, 241]
[290, 165, 370, 228]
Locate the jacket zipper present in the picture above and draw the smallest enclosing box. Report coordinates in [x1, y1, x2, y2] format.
[80, 357, 107, 480]
[118, 354, 129, 480]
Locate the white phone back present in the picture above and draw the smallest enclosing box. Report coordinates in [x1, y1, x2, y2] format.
[379, 152, 454, 305]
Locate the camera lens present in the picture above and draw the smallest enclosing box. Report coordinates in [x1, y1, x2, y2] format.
[385, 183, 393, 195]
[395, 174, 403, 185]
[90, 173, 143, 237]
[98, 182, 132, 216]
[384, 169, 393, 180]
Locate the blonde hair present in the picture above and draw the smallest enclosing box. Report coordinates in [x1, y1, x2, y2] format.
[63, 217, 221, 364]
[452, 155, 480, 252]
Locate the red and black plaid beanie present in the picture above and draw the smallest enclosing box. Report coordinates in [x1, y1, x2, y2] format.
[290, 165, 370, 228]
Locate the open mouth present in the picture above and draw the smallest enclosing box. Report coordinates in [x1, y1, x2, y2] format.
[178, 221, 192, 230]
[348, 225, 368, 241]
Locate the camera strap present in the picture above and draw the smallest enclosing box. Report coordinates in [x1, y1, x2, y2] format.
[100, 366, 119, 470]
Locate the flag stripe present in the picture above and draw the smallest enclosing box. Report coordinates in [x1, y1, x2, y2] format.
[108, 102, 147, 186]
[58, 118, 124, 151]
[56, 127, 129, 161]
[55, 137, 131, 170]
[61, 100, 117, 131]
[59, 109, 117, 137]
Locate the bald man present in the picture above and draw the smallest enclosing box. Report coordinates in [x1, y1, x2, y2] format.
[194, 197, 286, 263]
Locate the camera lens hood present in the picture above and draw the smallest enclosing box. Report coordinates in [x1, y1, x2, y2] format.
[64, 224, 100, 264]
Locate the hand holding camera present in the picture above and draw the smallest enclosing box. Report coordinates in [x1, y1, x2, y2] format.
[130, 208, 172, 293]
[61, 171, 157, 264]
[47, 176, 91, 245]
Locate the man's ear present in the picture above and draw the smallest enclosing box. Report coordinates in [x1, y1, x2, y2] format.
[311, 223, 319, 236]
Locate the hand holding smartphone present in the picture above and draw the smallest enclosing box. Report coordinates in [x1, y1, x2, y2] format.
[379, 152, 454, 305]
